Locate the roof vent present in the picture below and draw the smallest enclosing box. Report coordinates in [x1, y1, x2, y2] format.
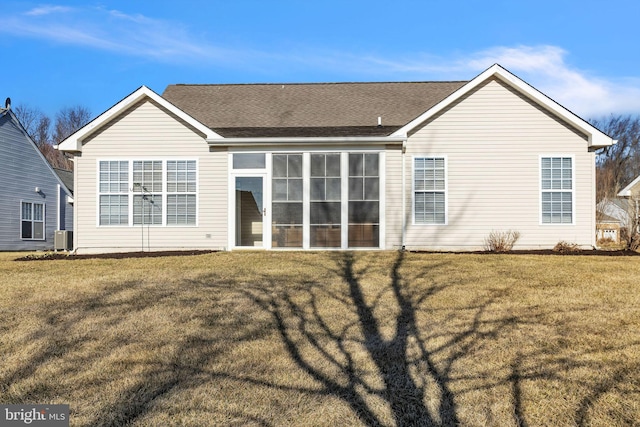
[377, 116, 382, 127]
[4, 97, 10, 109]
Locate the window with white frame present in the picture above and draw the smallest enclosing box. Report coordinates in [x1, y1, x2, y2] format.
[414, 157, 446, 224]
[166, 160, 197, 225]
[133, 160, 163, 225]
[98, 160, 197, 226]
[99, 161, 129, 225]
[272, 154, 303, 247]
[541, 157, 573, 224]
[348, 153, 379, 247]
[310, 153, 341, 247]
[21, 201, 45, 239]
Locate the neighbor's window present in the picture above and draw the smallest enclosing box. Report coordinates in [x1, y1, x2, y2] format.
[21, 201, 45, 240]
[541, 157, 573, 224]
[99, 161, 129, 225]
[414, 157, 446, 224]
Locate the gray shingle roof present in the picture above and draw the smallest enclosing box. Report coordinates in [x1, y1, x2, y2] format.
[162, 81, 467, 137]
[53, 167, 73, 194]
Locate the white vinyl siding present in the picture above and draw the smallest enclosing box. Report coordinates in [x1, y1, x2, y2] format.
[541, 157, 573, 224]
[21, 201, 45, 240]
[414, 157, 446, 224]
[74, 99, 227, 254]
[402, 78, 593, 250]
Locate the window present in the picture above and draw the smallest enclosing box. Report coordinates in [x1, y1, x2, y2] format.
[133, 161, 162, 225]
[414, 157, 446, 224]
[167, 160, 197, 225]
[98, 160, 197, 226]
[272, 154, 303, 247]
[21, 201, 45, 240]
[541, 157, 573, 224]
[310, 153, 341, 247]
[233, 153, 266, 169]
[99, 161, 129, 225]
[348, 153, 379, 247]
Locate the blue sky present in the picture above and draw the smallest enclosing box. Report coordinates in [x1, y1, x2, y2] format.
[2, 0, 640, 121]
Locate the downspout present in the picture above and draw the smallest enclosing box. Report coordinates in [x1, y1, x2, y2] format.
[401, 138, 407, 250]
[57, 184, 61, 231]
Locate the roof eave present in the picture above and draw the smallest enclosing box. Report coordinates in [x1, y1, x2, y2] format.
[206, 135, 406, 147]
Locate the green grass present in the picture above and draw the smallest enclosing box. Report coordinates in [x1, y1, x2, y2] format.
[1, 251, 639, 426]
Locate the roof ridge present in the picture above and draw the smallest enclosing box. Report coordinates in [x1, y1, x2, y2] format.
[168, 81, 469, 87]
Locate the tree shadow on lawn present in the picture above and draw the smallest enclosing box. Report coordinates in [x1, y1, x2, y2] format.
[200, 251, 522, 425]
[200, 251, 640, 426]
[3, 251, 640, 426]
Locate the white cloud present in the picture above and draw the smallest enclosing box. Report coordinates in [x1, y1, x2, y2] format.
[340, 45, 640, 117]
[0, 5, 228, 63]
[25, 5, 72, 16]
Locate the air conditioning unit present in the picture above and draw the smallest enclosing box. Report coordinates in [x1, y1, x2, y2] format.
[54, 230, 73, 251]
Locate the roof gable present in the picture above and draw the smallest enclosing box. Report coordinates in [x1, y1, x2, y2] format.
[57, 86, 221, 153]
[391, 64, 615, 149]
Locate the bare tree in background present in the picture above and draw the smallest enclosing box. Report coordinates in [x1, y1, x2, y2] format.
[53, 106, 92, 145]
[13, 104, 91, 170]
[591, 115, 640, 202]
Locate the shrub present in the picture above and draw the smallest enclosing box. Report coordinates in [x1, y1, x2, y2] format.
[553, 241, 581, 253]
[483, 230, 521, 252]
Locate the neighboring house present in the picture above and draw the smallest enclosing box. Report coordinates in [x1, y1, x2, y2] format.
[617, 176, 640, 232]
[57, 64, 614, 254]
[0, 104, 74, 251]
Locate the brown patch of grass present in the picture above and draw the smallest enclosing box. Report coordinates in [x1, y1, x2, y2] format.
[1, 251, 639, 426]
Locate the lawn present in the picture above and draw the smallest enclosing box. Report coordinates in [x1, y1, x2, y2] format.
[0, 251, 639, 426]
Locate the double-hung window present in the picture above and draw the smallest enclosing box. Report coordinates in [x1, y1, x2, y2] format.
[414, 157, 446, 224]
[166, 160, 197, 225]
[133, 161, 163, 225]
[541, 157, 573, 224]
[99, 161, 129, 225]
[21, 201, 45, 239]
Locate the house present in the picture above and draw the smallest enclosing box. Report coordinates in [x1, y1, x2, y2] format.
[57, 64, 614, 254]
[617, 175, 640, 232]
[0, 102, 74, 251]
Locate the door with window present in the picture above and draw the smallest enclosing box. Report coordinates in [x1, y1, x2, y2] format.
[234, 176, 266, 247]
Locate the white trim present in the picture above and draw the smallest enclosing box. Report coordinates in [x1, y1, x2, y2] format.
[391, 64, 615, 149]
[58, 86, 221, 153]
[229, 172, 268, 249]
[539, 155, 575, 226]
[411, 155, 448, 226]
